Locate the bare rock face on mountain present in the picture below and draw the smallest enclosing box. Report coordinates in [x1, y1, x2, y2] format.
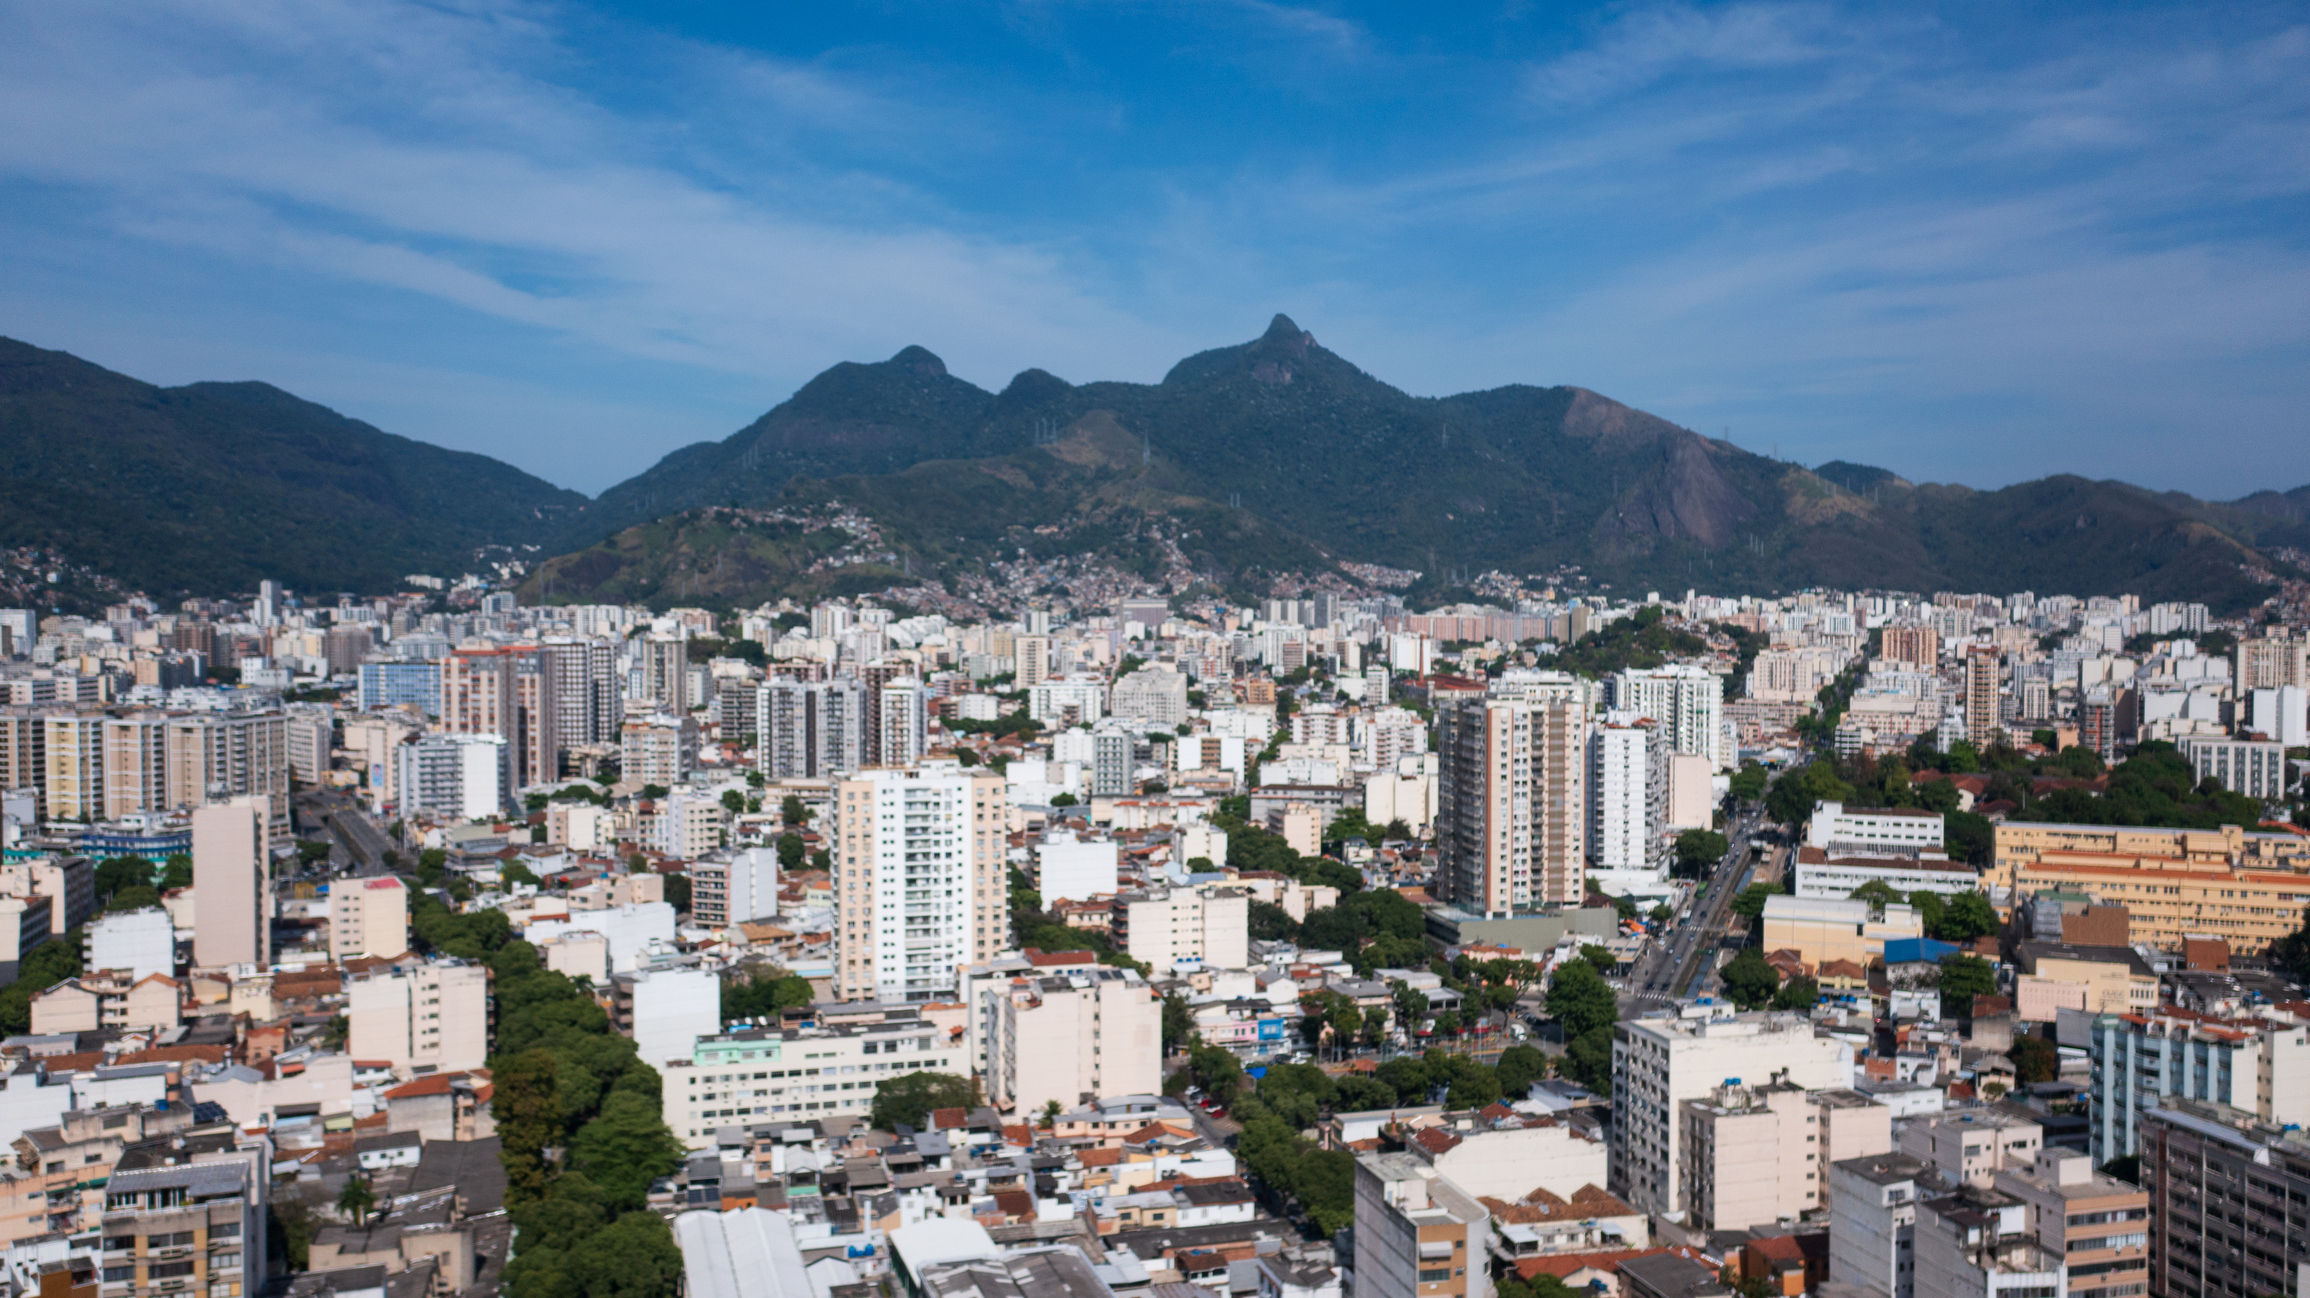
[1593, 432, 1758, 549]
[1560, 387, 1690, 451]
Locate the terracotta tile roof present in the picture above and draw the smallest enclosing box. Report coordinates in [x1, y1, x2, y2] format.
[1513, 1248, 1696, 1280]
[929, 1107, 969, 1130]
[1411, 1127, 1461, 1155]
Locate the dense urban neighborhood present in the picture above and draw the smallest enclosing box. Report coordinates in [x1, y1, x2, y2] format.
[0, 566, 2304, 1298]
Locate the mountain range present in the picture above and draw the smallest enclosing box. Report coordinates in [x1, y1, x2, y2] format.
[2, 323, 2304, 611]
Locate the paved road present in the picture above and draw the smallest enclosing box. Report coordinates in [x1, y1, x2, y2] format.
[1624, 806, 1771, 1011]
[304, 789, 394, 874]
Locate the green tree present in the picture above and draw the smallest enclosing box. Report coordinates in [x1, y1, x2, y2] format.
[780, 794, 809, 823]
[1162, 992, 1196, 1055]
[720, 789, 747, 815]
[1719, 949, 1781, 1011]
[776, 833, 807, 871]
[1907, 890, 1946, 935]
[1248, 900, 1300, 942]
[1674, 829, 1729, 876]
[1772, 976, 1820, 1011]
[1938, 954, 1997, 1018]
[1546, 961, 1617, 1040]
[1936, 892, 1998, 942]
[336, 1174, 376, 1227]
[105, 885, 162, 913]
[869, 1072, 975, 1131]
[1728, 764, 1768, 804]
[93, 855, 155, 903]
[1495, 1044, 1548, 1095]
[1564, 1026, 1614, 1092]
[1848, 880, 1902, 909]
[158, 854, 193, 891]
[503, 860, 541, 890]
[2010, 1034, 2058, 1085]
[1730, 881, 1782, 935]
[722, 967, 814, 1021]
[1579, 944, 1617, 976]
[493, 1048, 564, 1206]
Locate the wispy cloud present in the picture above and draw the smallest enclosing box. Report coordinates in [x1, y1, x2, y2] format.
[0, 0, 2304, 499]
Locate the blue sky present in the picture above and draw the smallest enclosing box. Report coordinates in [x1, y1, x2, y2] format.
[2, 1, 2306, 498]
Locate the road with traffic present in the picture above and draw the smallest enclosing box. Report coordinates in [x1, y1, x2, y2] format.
[1623, 803, 1775, 1013]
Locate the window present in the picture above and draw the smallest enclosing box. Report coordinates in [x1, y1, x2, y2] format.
[150, 1261, 197, 1279]
[1417, 1271, 1453, 1284]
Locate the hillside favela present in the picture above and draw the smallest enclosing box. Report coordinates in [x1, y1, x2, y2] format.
[3, 7, 2308, 1298]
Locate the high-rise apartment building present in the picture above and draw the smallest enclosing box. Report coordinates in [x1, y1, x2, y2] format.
[758, 678, 866, 779]
[1111, 666, 1189, 728]
[690, 848, 780, 928]
[547, 637, 623, 752]
[41, 712, 104, 821]
[1610, 1012, 1852, 1216]
[1964, 648, 2002, 750]
[395, 732, 508, 820]
[1114, 883, 1249, 975]
[0, 707, 50, 809]
[1587, 713, 1665, 884]
[1828, 1153, 1935, 1298]
[2234, 632, 2307, 692]
[346, 958, 490, 1073]
[1435, 695, 1587, 916]
[640, 634, 692, 713]
[1014, 634, 1052, 689]
[831, 760, 1007, 1002]
[356, 659, 442, 715]
[441, 645, 559, 790]
[191, 796, 269, 969]
[2084, 1004, 2310, 1162]
[1677, 1081, 1890, 1231]
[1608, 665, 1725, 769]
[1090, 729, 1134, 798]
[2141, 1099, 2310, 1298]
[1879, 625, 1941, 669]
[99, 712, 167, 819]
[981, 963, 1161, 1115]
[98, 1134, 268, 1298]
[1989, 1148, 2148, 1298]
[162, 711, 289, 811]
[281, 704, 332, 786]
[877, 677, 930, 767]
[621, 715, 698, 788]
[330, 875, 409, 960]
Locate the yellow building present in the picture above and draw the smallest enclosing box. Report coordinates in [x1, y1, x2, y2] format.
[2007, 851, 2310, 953]
[1760, 895, 1924, 968]
[1990, 822, 2310, 891]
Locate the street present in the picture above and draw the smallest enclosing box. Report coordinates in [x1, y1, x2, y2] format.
[1623, 804, 1773, 1013]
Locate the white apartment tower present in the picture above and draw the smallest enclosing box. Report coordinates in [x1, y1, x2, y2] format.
[877, 678, 931, 767]
[346, 959, 490, 1074]
[832, 760, 1008, 1002]
[983, 964, 1162, 1115]
[757, 678, 867, 779]
[1610, 1012, 1853, 1217]
[1587, 713, 1666, 882]
[1609, 665, 1726, 769]
[1435, 695, 1588, 916]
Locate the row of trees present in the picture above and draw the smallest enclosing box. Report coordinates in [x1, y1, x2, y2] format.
[455, 895, 687, 1298]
